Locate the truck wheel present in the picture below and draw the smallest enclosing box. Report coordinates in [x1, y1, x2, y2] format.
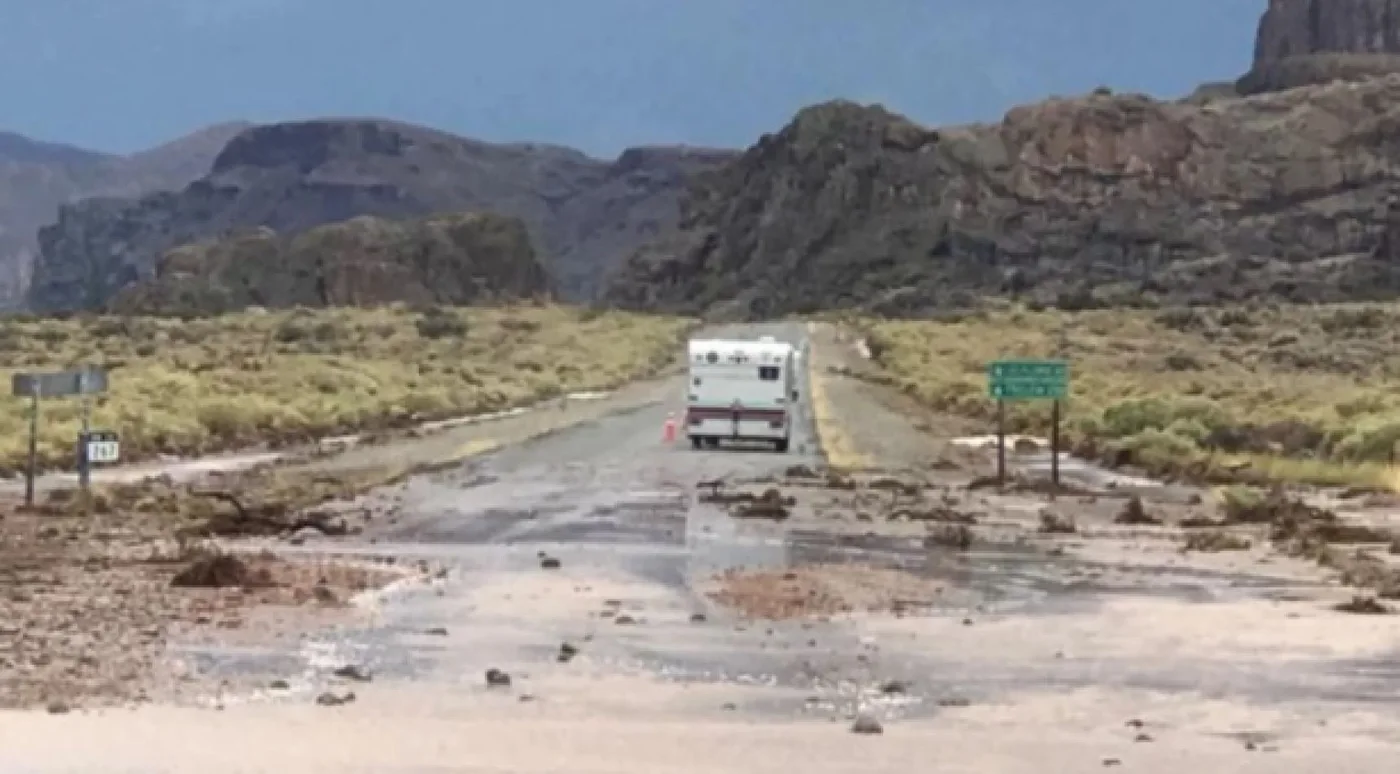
[774, 438, 790, 453]
[690, 437, 703, 450]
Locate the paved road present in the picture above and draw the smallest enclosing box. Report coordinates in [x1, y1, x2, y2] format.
[9, 321, 1400, 772]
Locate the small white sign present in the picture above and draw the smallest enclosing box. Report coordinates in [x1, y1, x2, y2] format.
[86, 439, 120, 464]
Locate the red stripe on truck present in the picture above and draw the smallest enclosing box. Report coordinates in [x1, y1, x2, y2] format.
[687, 407, 787, 422]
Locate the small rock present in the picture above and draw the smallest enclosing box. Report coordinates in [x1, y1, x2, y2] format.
[1102, 758, 1121, 767]
[936, 697, 971, 708]
[332, 665, 372, 682]
[268, 679, 290, 690]
[315, 691, 355, 707]
[46, 701, 71, 715]
[540, 556, 562, 570]
[879, 680, 909, 695]
[614, 614, 637, 625]
[850, 711, 883, 735]
[557, 642, 579, 663]
[422, 627, 449, 636]
[721, 702, 737, 711]
[1134, 733, 1154, 743]
[689, 612, 707, 623]
[518, 694, 537, 703]
[1125, 719, 1144, 728]
[485, 668, 512, 688]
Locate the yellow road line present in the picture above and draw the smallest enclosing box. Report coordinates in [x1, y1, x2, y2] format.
[805, 322, 873, 471]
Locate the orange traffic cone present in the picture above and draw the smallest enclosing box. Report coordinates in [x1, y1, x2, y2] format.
[663, 412, 678, 443]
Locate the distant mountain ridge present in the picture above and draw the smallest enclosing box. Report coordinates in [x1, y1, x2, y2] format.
[0, 121, 251, 307]
[27, 119, 735, 312]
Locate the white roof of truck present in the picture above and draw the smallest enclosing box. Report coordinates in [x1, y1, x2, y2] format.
[689, 337, 793, 365]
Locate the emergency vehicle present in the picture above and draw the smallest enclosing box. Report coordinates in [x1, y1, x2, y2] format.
[685, 336, 798, 451]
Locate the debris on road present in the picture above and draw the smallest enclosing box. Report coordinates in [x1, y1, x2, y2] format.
[315, 691, 356, 706]
[332, 665, 373, 682]
[1037, 510, 1077, 534]
[540, 555, 562, 570]
[923, 524, 973, 550]
[850, 711, 884, 735]
[170, 551, 272, 589]
[1182, 530, 1251, 553]
[1113, 496, 1162, 526]
[557, 642, 579, 662]
[485, 668, 512, 688]
[1334, 596, 1391, 614]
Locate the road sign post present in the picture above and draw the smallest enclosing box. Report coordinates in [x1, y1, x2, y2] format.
[11, 367, 109, 509]
[986, 359, 1069, 491]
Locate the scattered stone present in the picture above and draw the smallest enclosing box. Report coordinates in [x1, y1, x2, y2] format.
[1102, 759, 1121, 767]
[557, 642, 579, 663]
[540, 556, 562, 570]
[614, 614, 637, 625]
[1335, 596, 1391, 614]
[1134, 733, 1154, 743]
[485, 668, 512, 688]
[1113, 496, 1162, 526]
[923, 524, 973, 550]
[689, 612, 707, 623]
[422, 627, 449, 636]
[879, 680, 909, 695]
[45, 701, 71, 715]
[1183, 530, 1251, 553]
[936, 697, 971, 707]
[1038, 511, 1077, 534]
[721, 702, 737, 711]
[332, 664, 372, 682]
[170, 553, 271, 589]
[518, 694, 537, 703]
[850, 711, 883, 735]
[269, 679, 290, 690]
[1125, 719, 1144, 728]
[315, 691, 355, 706]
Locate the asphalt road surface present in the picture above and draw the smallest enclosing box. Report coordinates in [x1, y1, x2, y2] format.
[5, 321, 1400, 773]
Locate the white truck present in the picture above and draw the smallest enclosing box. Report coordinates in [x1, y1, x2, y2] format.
[685, 336, 799, 452]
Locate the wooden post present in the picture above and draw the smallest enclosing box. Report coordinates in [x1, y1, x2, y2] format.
[1050, 399, 1061, 493]
[996, 399, 1006, 489]
[24, 389, 38, 508]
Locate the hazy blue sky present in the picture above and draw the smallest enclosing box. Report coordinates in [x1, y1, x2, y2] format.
[0, 0, 1262, 158]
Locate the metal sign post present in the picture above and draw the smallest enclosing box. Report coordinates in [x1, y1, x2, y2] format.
[11, 367, 110, 508]
[986, 359, 1070, 491]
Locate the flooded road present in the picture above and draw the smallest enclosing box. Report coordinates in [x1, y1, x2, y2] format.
[8, 321, 1400, 772]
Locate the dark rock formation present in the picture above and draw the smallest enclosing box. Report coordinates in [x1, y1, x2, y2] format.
[604, 82, 1400, 319]
[27, 119, 734, 311]
[1242, 0, 1400, 94]
[108, 212, 550, 315]
[0, 122, 248, 307]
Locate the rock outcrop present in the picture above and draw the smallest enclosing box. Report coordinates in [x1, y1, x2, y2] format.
[1241, 0, 1400, 94]
[604, 80, 1400, 318]
[0, 122, 249, 308]
[108, 212, 550, 315]
[27, 119, 734, 312]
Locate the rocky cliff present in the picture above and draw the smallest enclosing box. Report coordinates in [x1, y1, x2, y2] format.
[0, 123, 250, 308]
[1241, 0, 1400, 93]
[108, 212, 550, 315]
[604, 78, 1400, 318]
[27, 119, 734, 312]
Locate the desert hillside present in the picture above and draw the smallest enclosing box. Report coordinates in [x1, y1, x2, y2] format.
[26, 120, 734, 312]
[108, 212, 551, 316]
[0, 122, 249, 307]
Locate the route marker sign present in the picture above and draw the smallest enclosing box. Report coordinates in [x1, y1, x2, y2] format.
[11, 366, 110, 508]
[84, 431, 120, 465]
[986, 358, 1070, 491]
[987, 359, 1068, 401]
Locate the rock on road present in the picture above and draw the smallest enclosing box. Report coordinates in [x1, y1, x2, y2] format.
[3, 321, 1400, 773]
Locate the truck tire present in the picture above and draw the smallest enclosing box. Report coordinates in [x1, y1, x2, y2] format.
[690, 437, 703, 450]
[774, 438, 790, 453]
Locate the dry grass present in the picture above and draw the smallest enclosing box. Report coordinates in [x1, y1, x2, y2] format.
[857, 302, 1400, 488]
[0, 304, 691, 473]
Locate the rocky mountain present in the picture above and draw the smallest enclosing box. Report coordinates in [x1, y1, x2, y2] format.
[27, 119, 734, 312]
[109, 212, 549, 315]
[0, 122, 250, 307]
[604, 77, 1400, 319]
[1241, 0, 1400, 94]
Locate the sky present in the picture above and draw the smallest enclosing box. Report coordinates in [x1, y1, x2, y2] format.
[0, 0, 1263, 159]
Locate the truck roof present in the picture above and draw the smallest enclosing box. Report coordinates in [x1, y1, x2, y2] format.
[689, 337, 793, 365]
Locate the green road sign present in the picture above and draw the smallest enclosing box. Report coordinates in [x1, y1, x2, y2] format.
[987, 359, 1068, 401]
